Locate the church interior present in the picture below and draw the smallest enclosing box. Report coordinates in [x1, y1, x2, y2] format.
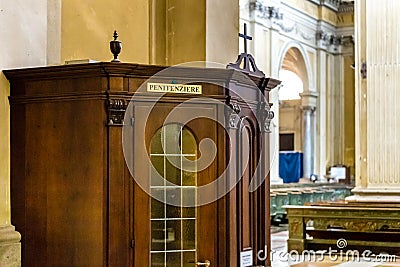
[1, 0, 400, 266]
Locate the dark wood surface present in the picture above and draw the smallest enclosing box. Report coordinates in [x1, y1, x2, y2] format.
[5, 62, 276, 267]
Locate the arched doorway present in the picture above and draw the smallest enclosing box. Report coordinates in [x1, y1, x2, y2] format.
[278, 46, 316, 183]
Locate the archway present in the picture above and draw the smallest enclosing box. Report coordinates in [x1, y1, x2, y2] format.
[277, 46, 316, 183]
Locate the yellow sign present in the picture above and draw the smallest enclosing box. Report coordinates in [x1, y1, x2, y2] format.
[147, 83, 202, 94]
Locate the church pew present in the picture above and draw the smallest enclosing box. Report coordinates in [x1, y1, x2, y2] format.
[270, 184, 353, 225]
[285, 203, 400, 256]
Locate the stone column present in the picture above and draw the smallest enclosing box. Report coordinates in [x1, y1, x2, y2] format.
[348, 0, 400, 202]
[300, 92, 318, 179]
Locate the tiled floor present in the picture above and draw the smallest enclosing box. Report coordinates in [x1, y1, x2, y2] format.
[270, 230, 400, 267]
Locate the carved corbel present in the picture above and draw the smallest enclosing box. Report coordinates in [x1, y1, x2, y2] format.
[107, 98, 128, 126]
[226, 102, 241, 129]
[257, 102, 274, 133]
[264, 110, 274, 133]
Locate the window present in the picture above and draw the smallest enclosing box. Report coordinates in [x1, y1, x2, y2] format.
[150, 124, 198, 267]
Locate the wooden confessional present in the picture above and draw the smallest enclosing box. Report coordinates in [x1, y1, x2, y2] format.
[5, 61, 279, 267]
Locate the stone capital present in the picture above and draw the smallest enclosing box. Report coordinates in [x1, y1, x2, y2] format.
[300, 91, 318, 110]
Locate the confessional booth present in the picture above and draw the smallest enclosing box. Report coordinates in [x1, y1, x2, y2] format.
[5, 59, 279, 266]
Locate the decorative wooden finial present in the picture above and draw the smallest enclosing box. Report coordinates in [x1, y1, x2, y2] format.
[110, 30, 122, 62]
[227, 23, 265, 78]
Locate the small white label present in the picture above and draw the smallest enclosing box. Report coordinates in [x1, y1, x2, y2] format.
[240, 249, 253, 267]
[147, 83, 202, 94]
[330, 167, 346, 179]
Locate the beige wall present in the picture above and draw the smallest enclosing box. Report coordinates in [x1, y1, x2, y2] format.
[281, 0, 319, 20]
[0, 0, 48, 226]
[165, 0, 206, 65]
[206, 0, 239, 64]
[61, 0, 151, 64]
[62, 0, 238, 66]
[282, 0, 347, 27]
[152, 0, 238, 65]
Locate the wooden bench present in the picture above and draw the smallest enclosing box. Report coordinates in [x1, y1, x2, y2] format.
[285, 202, 400, 256]
[270, 184, 353, 225]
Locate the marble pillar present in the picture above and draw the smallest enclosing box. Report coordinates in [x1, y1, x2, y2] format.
[300, 92, 318, 179]
[348, 0, 400, 202]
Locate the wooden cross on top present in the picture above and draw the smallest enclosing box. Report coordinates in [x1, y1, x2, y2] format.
[227, 22, 264, 78]
[239, 23, 252, 54]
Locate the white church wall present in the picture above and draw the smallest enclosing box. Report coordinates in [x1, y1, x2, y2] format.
[0, 0, 48, 228]
[0, 1, 49, 264]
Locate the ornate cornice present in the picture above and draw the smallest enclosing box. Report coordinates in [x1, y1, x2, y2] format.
[322, 0, 341, 11]
[316, 30, 342, 46]
[249, 1, 283, 20]
[338, 1, 354, 13]
[284, 0, 354, 13]
[247, 0, 354, 49]
[316, 30, 354, 49]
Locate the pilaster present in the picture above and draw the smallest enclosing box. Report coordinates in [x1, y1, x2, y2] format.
[0, 225, 21, 266]
[348, 0, 400, 202]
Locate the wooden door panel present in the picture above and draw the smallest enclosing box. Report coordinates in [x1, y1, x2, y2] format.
[133, 102, 217, 267]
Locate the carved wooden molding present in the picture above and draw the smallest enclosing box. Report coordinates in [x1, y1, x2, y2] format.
[107, 98, 128, 126]
[257, 102, 274, 133]
[264, 110, 274, 133]
[305, 217, 400, 232]
[226, 102, 242, 129]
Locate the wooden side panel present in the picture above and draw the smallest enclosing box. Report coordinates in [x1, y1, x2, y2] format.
[108, 126, 133, 266]
[15, 99, 106, 266]
[10, 104, 27, 263]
